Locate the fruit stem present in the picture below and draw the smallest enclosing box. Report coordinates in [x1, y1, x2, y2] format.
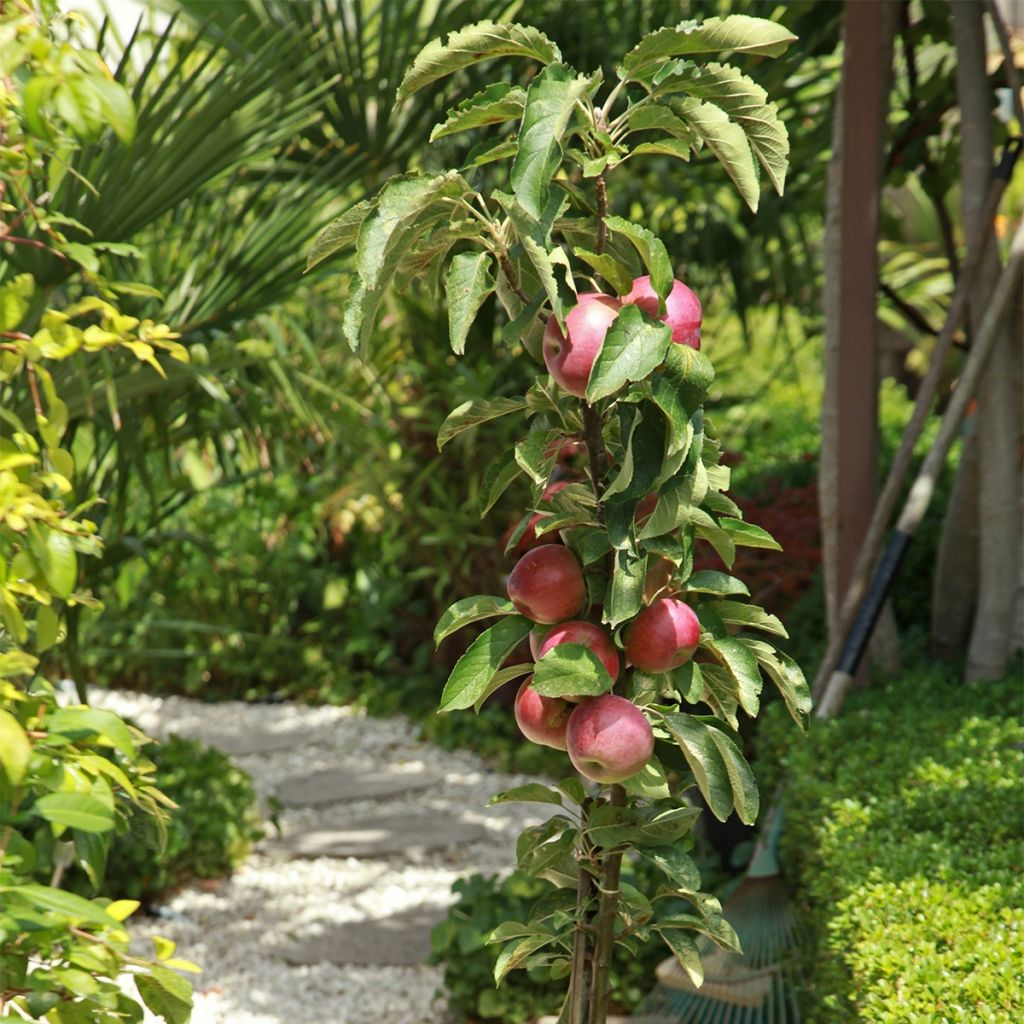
[587, 785, 626, 1024]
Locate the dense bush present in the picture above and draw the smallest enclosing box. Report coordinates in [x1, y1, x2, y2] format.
[94, 736, 264, 903]
[759, 661, 1023, 1022]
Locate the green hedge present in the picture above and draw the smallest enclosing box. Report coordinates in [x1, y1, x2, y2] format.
[761, 661, 1023, 1022]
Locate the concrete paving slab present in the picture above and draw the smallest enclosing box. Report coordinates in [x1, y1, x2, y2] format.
[274, 768, 441, 807]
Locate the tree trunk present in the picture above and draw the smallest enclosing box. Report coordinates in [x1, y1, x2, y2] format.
[820, 0, 898, 682]
[931, 424, 980, 660]
[951, 0, 1024, 680]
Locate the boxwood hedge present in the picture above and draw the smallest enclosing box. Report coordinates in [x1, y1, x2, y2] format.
[760, 660, 1023, 1022]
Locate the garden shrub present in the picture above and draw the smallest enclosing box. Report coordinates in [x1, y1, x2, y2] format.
[92, 736, 264, 903]
[759, 660, 1023, 1023]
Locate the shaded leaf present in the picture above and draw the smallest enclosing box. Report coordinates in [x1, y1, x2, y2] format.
[532, 643, 614, 699]
[586, 305, 671, 402]
[434, 594, 518, 646]
[439, 617, 532, 712]
[437, 396, 526, 450]
[431, 82, 527, 141]
[445, 251, 496, 355]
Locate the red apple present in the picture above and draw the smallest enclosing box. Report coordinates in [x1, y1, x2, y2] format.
[623, 597, 701, 672]
[507, 544, 586, 624]
[514, 677, 572, 749]
[622, 275, 702, 349]
[543, 293, 622, 397]
[566, 694, 654, 783]
[536, 620, 620, 682]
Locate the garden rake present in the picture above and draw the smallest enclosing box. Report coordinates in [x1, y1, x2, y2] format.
[631, 803, 800, 1024]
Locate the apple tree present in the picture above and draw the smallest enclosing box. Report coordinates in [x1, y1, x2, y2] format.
[309, 14, 810, 1023]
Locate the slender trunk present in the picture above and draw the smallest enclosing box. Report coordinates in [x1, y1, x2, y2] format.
[931, 426, 980, 659]
[952, 0, 1023, 680]
[820, 1, 897, 685]
[587, 786, 625, 1024]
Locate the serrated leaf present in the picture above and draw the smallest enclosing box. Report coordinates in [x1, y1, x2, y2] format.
[494, 933, 557, 984]
[603, 216, 673, 302]
[306, 199, 377, 270]
[620, 755, 671, 800]
[629, 138, 694, 163]
[520, 236, 564, 324]
[639, 845, 702, 891]
[696, 664, 740, 727]
[398, 21, 561, 100]
[573, 248, 634, 294]
[756, 649, 811, 730]
[511, 64, 592, 220]
[438, 396, 525, 451]
[438, 617, 532, 712]
[685, 571, 749, 596]
[702, 635, 763, 717]
[514, 426, 560, 487]
[444, 251, 496, 355]
[707, 600, 787, 637]
[532, 643, 614, 699]
[663, 63, 789, 194]
[676, 98, 760, 212]
[479, 449, 522, 517]
[0, 708, 32, 785]
[604, 545, 647, 628]
[472, 663, 533, 712]
[663, 714, 758, 823]
[490, 783, 565, 807]
[430, 82, 527, 141]
[692, 508, 736, 568]
[657, 927, 704, 987]
[657, 343, 715, 416]
[719, 517, 782, 550]
[586, 305, 671, 402]
[434, 595, 518, 646]
[621, 15, 797, 82]
[627, 102, 695, 140]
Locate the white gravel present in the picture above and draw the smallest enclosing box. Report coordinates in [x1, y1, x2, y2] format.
[89, 689, 552, 1024]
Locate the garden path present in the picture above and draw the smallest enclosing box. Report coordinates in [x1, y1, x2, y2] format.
[90, 689, 550, 1024]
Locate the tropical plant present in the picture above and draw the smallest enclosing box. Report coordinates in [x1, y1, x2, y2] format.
[1, 4, 196, 1020]
[311, 13, 810, 1022]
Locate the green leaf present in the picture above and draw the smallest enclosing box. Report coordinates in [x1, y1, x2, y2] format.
[306, 199, 377, 270]
[434, 595, 519, 646]
[707, 600, 787, 637]
[629, 137, 694, 163]
[603, 216, 673, 302]
[638, 845, 702, 891]
[47, 707, 137, 759]
[532, 643, 614, 699]
[626, 102, 695, 140]
[692, 508, 736, 568]
[636, 805, 703, 844]
[12, 884, 122, 928]
[135, 967, 192, 1024]
[685, 570, 749, 596]
[621, 15, 798, 81]
[431, 82, 527, 141]
[472, 663, 533, 712]
[444, 251, 495, 356]
[439, 617, 533, 712]
[41, 529, 77, 599]
[603, 546, 647, 628]
[586, 305, 671, 402]
[511, 64, 592, 220]
[719, 518, 782, 550]
[437, 395, 525, 451]
[572, 248, 634, 295]
[663, 63, 789, 194]
[345, 173, 471, 354]
[605, 406, 667, 503]
[479, 450, 523, 517]
[34, 792, 115, 833]
[663, 714, 759, 823]
[398, 21, 561, 100]
[702, 635, 763, 717]
[0, 274, 34, 332]
[755, 648, 811, 730]
[35, 603, 60, 652]
[656, 927, 704, 987]
[676, 98, 761, 211]
[514, 426, 560, 487]
[489, 783, 565, 807]
[621, 755, 671, 800]
[494, 933, 557, 984]
[0, 709, 32, 785]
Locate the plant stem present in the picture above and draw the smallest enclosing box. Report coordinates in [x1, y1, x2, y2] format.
[587, 785, 626, 1024]
[567, 840, 593, 1024]
[580, 401, 607, 501]
[595, 174, 608, 257]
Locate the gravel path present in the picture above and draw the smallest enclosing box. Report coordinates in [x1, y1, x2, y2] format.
[90, 690, 550, 1024]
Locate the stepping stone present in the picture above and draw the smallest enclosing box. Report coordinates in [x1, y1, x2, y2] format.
[274, 768, 441, 807]
[280, 905, 447, 966]
[265, 813, 485, 859]
[192, 727, 315, 756]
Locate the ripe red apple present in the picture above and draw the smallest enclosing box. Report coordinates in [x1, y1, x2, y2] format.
[622, 275, 702, 349]
[514, 677, 572, 749]
[507, 544, 586, 624]
[543, 293, 622, 397]
[566, 694, 654, 783]
[536, 620, 620, 682]
[623, 597, 701, 672]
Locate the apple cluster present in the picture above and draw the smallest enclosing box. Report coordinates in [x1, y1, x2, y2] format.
[508, 277, 703, 786]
